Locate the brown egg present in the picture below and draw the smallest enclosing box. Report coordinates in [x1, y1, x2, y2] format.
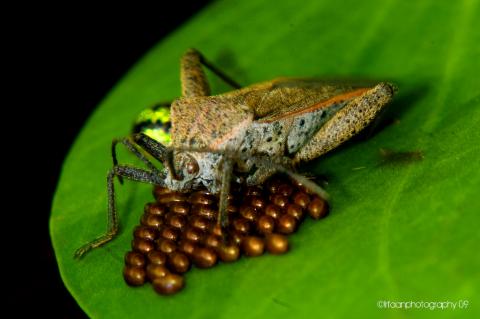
[146, 251, 167, 266]
[276, 214, 297, 234]
[249, 196, 266, 209]
[211, 224, 224, 237]
[266, 178, 282, 194]
[192, 204, 216, 220]
[169, 202, 190, 215]
[157, 192, 188, 204]
[245, 185, 263, 196]
[264, 204, 282, 219]
[124, 251, 146, 268]
[152, 273, 185, 295]
[293, 191, 310, 208]
[192, 247, 218, 268]
[168, 252, 191, 273]
[290, 178, 305, 189]
[239, 205, 258, 221]
[242, 236, 265, 257]
[189, 215, 212, 232]
[217, 243, 240, 262]
[183, 227, 205, 243]
[155, 238, 177, 254]
[189, 191, 215, 205]
[229, 230, 244, 245]
[227, 203, 238, 214]
[277, 183, 293, 197]
[178, 239, 197, 256]
[165, 212, 187, 230]
[204, 234, 222, 249]
[146, 264, 169, 281]
[144, 202, 167, 215]
[140, 213, 164, 229]
[124, 266, 146, 286]
[160, 226, 181, 242]
[256, 215, 275, 234]
[131, 238, 155, 254]
[232, 217, 251, 234]
[285, 203, 304, 221]
[271, 194, 289, 208]
[308, 196, 329, 219]
[265, 233, 289, 254]
[153, 186, 172, 200]
[133, 226, 158, 241]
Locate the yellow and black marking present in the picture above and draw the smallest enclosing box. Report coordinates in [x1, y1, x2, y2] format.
[133, 103, 172, 145]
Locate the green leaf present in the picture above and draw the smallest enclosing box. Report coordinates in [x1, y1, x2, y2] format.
[50, 0, 480, 318]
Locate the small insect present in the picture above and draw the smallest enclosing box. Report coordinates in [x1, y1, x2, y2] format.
[75, 48, 395, 258]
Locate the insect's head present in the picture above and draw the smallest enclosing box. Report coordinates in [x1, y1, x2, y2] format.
[163, 149, 222, 193]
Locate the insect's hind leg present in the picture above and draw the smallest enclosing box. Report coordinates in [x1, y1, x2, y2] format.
[181, 48, 241, 98]
[74, 165, 165, 259]
[245, 155, 330, 200]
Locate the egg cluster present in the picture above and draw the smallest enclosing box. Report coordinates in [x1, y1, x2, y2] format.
[123, 175, 328, 295]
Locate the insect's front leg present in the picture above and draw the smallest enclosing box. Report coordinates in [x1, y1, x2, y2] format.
[293, 82, 395, 164]
[74, 165, 165, 259]
[112, 137, 164, 184]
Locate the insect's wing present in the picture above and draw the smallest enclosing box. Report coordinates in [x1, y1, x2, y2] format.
[234, 78, 394, 161]
[239, 78, 377, 121]
[170, 95, 254, 151]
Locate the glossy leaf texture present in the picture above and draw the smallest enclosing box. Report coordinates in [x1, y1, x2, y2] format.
[50, 0, 480, 318]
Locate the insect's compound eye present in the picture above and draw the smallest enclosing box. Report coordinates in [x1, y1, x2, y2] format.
[186, 158, 199, 176]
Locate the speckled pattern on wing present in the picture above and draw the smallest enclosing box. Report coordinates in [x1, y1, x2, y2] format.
[293, 82, 394, 163]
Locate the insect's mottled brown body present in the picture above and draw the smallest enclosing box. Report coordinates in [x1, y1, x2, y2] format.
[171, 58, 394, 191]
[75, 48, 395, 258]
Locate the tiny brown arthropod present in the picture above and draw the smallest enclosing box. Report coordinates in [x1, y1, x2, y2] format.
[75, 48, 395, 258]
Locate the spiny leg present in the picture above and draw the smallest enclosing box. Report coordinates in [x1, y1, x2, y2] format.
[181, 48, 241, 98]
[74, 165, 164, 259]
[218, 157, 233, 228]
[112, 137, 163, 184]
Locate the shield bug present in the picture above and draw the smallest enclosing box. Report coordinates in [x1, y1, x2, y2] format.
[74, 48, 395, 258]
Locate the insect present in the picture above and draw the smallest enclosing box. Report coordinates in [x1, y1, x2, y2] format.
[74, 48, 395, 258]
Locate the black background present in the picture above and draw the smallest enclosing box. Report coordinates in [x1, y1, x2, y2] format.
[9, 2, 211, 317]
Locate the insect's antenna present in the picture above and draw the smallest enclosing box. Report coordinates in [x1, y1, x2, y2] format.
[133, 133, 181, 180]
